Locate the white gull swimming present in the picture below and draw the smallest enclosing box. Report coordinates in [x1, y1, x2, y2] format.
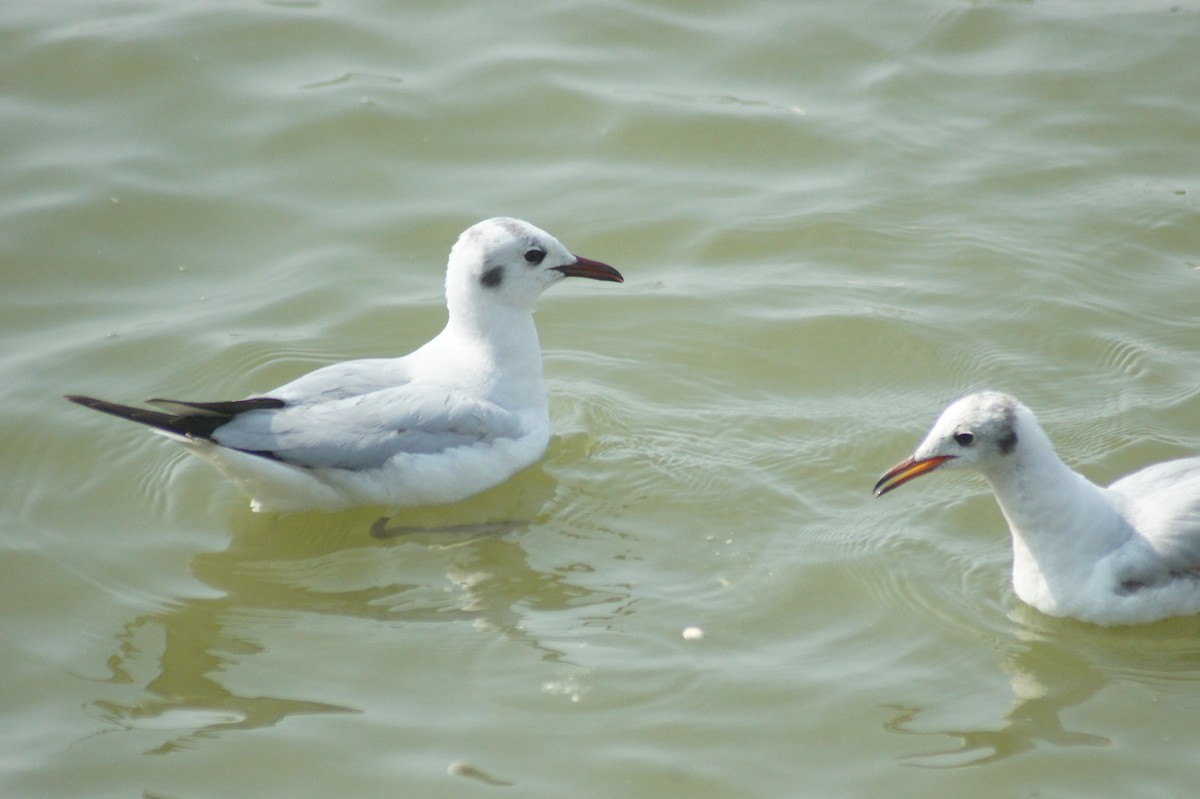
[67, 218, 623, 512]
[874, 391, 1200, 625]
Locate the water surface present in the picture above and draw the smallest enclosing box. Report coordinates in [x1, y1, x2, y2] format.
[3, 1, 1200, 797]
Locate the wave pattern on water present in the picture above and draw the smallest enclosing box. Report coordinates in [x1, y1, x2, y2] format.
[5, 1, 1200, 797]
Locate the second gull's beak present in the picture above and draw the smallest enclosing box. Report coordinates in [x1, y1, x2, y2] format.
[873, 455, 957, 497]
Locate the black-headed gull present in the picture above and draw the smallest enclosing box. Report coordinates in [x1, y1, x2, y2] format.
[67, 218, 623, 512]
[874, 392, 1200, 625]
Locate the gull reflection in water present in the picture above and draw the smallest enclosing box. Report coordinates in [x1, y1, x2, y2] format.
[884, 635, 1109, 768]
[87, 455, 625, 756]
[884, 610, 1200, 768]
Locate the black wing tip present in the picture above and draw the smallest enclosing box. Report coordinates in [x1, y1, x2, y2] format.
[65, 394, 142, 416]
[67, 393, 288, 445]
[147, 397, 287, 415]
[65, 394, 216, 439]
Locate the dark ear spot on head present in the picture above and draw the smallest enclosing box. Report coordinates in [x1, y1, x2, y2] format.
[480, 266, 504, 288]
[997, 402, 1018, 455]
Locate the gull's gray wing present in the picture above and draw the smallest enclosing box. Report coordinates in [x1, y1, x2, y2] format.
[211, 385, 529, 471]
[1110, 456, 1200, 575]
[266, 357, 416, 404]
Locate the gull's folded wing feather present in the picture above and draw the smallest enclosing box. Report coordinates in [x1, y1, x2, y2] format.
[267, 358, 416, 403]
[1110, 457, 1200, 575]
[211, 385, 528, 471]
[147, 398, 287, 416]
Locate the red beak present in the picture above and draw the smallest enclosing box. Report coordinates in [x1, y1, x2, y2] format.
[553, 256, 623, 283]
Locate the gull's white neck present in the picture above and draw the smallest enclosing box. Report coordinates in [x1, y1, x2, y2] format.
[433, 296, 547, 412]
[982, 424, 1132, 609]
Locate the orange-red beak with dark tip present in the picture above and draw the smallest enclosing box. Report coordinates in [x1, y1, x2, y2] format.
[873, 455, 957, 497]
[553, 256, 623, 283]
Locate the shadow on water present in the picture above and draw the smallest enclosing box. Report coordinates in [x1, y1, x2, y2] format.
[86, 460, 627, 755]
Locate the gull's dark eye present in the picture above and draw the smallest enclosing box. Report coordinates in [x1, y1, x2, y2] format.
[524, 248, 546, 265]
[954, 431, 975, 447]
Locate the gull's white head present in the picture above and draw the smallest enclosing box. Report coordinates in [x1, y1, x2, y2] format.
[875, 392, 1032, 496]
[444, 218, 622, 315]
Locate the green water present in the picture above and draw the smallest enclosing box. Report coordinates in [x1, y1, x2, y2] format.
[4, 1, 1200, 797]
